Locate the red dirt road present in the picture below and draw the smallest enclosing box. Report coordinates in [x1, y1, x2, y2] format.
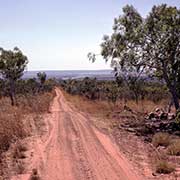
[13, 88, 142, 180]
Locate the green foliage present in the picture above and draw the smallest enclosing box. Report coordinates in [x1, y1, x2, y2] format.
[105, 83, 119, 105]
[37, 72, 47, 85]
[175, 110, 180, 126]
[124, 75, 145, 103]
[0, 47, 28, 105]
[60, 78, 99, 100]
[60, 77, 169, 104]
[0, 77, 56, 99]
[89, 4, 180, 110]
[0, 47, 28, 80]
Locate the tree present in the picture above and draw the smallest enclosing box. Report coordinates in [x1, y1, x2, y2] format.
[37, 72, 47, 91]
[106, 82, 119, 106]
[89, 4, 180, 111]
[80, 77, 98, 100]
[0, 47, 28, 105]
[125, 75, 145, 104]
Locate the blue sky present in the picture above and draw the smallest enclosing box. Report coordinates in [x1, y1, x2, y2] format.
[0, 0, 179, 70]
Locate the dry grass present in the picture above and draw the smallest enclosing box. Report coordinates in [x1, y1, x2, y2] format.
[13, 142, 27, 160]
[17, 91, 55, 114]
[62, 89, 171, 118]
[0, 98, 28, 153]
[63, 89, 180, 177]
[167, 139, 180, 156]
[30, 169, 41, 180]
[0, 91, 55, 167]
[0, 92, 54, 154]
[62, 90, 173, 132]
[63, 90, 180, 179]
[152, 133, 171, 148]
[15, 160, 25, 174]
[62, 90, 113, 118]
[125, 99, 172, 114]
[0, 91, 55, 178]
[62, 90, 175, 134]
[156, 160, 175, 174]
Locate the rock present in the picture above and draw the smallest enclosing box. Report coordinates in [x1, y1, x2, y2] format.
[173, 131, 180, 136]
[126, 128, 136, 133]
[152, 172, 158, 176]
[148, 112, 158, 120]
[121, 124, 130, 128]
[168, 113, 175, 120]
[155, 108, 161, 113]
[160, 112, 168, 120]
[144, 136, 152, 142]
[138, 125, 155, 135]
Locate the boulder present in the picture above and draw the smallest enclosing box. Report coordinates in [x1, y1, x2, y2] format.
[159, 112, 168, 120]
[155, 108, 161, 113]
[168, 113, 175, 121]
[148, 112, 159, 120]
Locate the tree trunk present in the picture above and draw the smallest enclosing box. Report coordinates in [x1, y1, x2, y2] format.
[169, 85, 179, 111]
[162, 63, 180, 111]
[134, 91, 139, 104]
[9, 79, 15, 106]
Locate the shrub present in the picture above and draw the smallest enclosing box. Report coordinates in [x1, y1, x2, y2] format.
[16, 160, 25, 174]
[156, 160, 175, 174]
[0, 103, 27, 153]
[175, 110, 180, 126]
[13, 142, 27, 159]
[60, 78, 169, 104]
[30, 169, 41, 180]
[152, 133, 171, 147]
[167, 140, 180, 156]
[0, 91, 54, 155]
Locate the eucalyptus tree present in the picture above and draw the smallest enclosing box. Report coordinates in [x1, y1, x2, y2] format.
[89, 4, 180, 111]
[37, 72, 47, 85]
[37, 72, 47, 92]
[0, 47, 28, 105]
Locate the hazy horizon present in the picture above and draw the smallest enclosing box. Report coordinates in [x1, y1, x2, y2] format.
[25, 69, 112, 72]
[23, 69, 114, 80]
[1, 0, 179, 71]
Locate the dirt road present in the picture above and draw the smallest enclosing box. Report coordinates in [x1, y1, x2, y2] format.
[13, 88, 142, 180]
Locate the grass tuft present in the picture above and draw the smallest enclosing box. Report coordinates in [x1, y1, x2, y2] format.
[13, 142, 27, 159]
[156, 160, 175, 174]
[167, 140, 180, 156]
[152, 132, 171, 147]
[30, 169, 41, 180]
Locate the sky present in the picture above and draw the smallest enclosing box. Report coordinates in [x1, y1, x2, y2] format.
[0, 0, 179, 70]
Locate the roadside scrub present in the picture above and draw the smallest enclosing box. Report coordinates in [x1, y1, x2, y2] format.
[0, 90, 55, 178]
[155, 160, 175, 174]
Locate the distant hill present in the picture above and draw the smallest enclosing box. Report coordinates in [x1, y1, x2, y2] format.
[23, 70, 115, 80]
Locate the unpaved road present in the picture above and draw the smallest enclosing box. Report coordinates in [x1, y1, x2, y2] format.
[13, 88, 142, 180]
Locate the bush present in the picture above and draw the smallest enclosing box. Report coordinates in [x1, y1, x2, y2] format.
[167, 140, 180, 156]
[30, 169, 41, 180]
[152, 133, 171, 147]
[0, 102, 28, 153]
[175, 110, 180, 126]
[0, 91, 54, 155]
[156, 160, 175, 174]
[60, 77, 169, 104]
[13, 142, 27, 159]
